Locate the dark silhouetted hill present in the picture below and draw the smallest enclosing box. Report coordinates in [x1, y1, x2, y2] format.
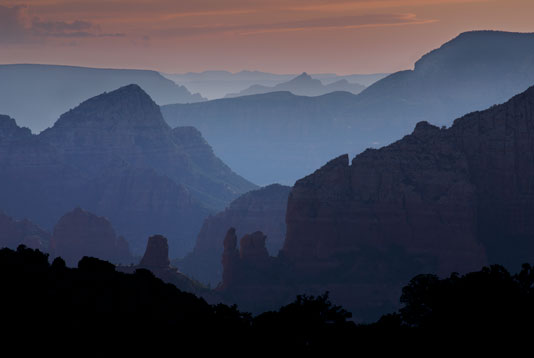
[1, 244, 532, 348]
[0, 244, 358, 350]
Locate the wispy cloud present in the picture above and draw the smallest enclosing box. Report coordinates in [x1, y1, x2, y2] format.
[0, 4, 123, 43]
[0, 0, 488, 41]
[0, 5, 32, 44]
[156, 12, 436, 37]
[285, 0, 491, 12]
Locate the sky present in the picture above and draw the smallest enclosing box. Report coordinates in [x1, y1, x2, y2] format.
[1, 0, 533, 74]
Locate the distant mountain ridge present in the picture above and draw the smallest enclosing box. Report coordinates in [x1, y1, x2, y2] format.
[162, 70, 387, 99]
[225, 72, 366, 98]
[358, 30, 534, 123]
[0, 64, 206, 132]
[0, 85, 255, 256]
[163, 31, 534, 185]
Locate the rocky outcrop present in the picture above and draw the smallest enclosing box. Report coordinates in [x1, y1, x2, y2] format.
[219, 229, 277, 291]
[283, 120, 486, 277]
[0, 211, 50, 250]
[239, 231, 269, 262]
[0, 85, 255, 257]
[139, 235, 171, 268]
[118, 235, 210, 296]
[50, 208, 133, 266]
[220, 228, 239, 289]
[220, 84, 534, 321]
[178, 184, 290, 286]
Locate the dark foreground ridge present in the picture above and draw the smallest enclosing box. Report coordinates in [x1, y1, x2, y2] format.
[1, 245, 533, 348]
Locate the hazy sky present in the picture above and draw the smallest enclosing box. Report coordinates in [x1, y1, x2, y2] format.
[1, 0, 533, 74]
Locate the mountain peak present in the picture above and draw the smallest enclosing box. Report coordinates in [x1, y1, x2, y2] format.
[413, 120, 441, 136]
[112, 83, 145, 94]
[46, 84, 169, 131]
[414, 31, 534, 74]
[292, 72, 313, 81]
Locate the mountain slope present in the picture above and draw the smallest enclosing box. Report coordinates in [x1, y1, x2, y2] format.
[0, 85, 255, 256]
[163, 31, 534, 185]
[40, 84, 255, 209]
[358, 30, 534, 124]
[0, 64, 206, 132]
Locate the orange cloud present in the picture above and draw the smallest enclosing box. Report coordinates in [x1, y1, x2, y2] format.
[0, 4, 123, 43]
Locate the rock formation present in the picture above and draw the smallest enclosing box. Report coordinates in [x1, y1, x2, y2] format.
[219, 229, 278, 293]
[239, 231, 270, 262]
[218, 228, 298, 313]
[0, 84, 256, 256]
[220, 84, 534, 321]
[50, 208, 133, 266]
[283, 122, 486, 277]
[0, 211, 50, 250]
[139, 235, 171, 268]
[220, 228, 240, 289]
[118, 235, 209, 296]
[179, 184, 290, 286]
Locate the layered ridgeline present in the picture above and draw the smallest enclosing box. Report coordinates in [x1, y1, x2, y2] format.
[163, 31, 534, 185]
[0, 85, 255, 256]
[218, 84, 534, 321]
[225, 72, 366, 98]
[178, 184, 291, 286]
[162, 70, 386, 99]
[0, 64, 206, 132]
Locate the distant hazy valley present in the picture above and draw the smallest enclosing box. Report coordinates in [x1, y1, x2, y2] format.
[163, 31, 534, 185]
